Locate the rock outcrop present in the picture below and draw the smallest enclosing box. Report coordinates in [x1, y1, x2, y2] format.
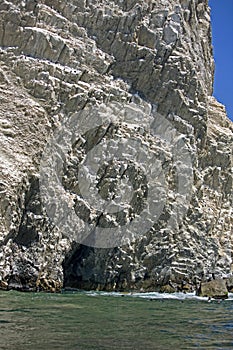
[198, 279, 228, 299]
[0, 0, 232, 292]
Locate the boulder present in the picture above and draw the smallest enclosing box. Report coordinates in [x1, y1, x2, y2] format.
[197, 279, 228, 299]
[0, 280, 8, 290]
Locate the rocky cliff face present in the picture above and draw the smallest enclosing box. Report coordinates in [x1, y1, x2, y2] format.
[0, 0, 232, 292]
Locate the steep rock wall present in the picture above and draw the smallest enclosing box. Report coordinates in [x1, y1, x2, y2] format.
[0, 0, 232, 292]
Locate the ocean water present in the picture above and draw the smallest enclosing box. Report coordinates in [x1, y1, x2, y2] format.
[0, 290, 233, 350]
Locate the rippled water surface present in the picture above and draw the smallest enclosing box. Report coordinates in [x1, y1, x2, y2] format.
[0, 290, 233, 349]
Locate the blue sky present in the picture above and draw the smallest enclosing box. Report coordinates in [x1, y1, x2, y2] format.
[209, 0, 233, 121]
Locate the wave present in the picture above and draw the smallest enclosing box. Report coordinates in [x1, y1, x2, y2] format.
[82, 290, 233, 301]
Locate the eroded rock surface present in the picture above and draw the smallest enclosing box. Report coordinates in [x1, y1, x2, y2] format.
[0, 0, 232, 292]
[198, 279, 228, 299]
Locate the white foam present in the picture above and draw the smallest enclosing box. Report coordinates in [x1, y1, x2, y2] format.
[84, 291, 233, 301]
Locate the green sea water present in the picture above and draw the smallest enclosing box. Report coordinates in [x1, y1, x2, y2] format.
[0, 290, 233, 350]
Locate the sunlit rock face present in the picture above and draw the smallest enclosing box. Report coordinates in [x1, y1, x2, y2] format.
[0, 0, 232, 292]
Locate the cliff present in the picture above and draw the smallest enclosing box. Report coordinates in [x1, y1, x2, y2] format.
[0, 0, 232, 292]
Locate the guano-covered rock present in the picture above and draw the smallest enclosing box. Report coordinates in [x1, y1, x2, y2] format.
[0, 0, 232, 293]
